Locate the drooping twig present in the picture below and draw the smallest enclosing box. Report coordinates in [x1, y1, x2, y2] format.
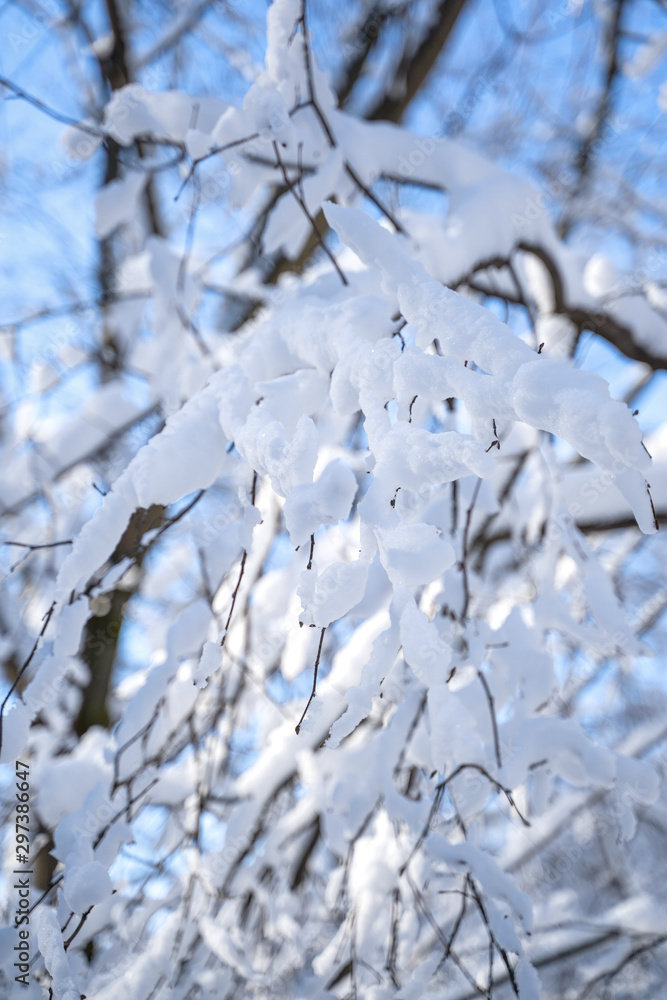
[0, 75, 104, 137]
[407, 873, 488, 998]
[450, 479, 459, 537]
[272, 141, 348, 286]
[647, 483, 660, 532]
[400, 781, 446, 875]
[477, 670, 501, 769]
[400, 761, 530, 875]
[0, 601, 56, 755]
[485, 423, 500, 453]
[151, 490, 205, 548]
[435, 876, 469, 970]
[459, 478, 482, 619]
[385, 887, 401, 987]
[219, 475, 258, 648]
[290, 815, 321, 890]
[295, 626, 326, 734]
[3, 539, 72, 573]
[344, 161, 406, 235]
[466, 875, 519, 997]
[63, 906, 94, 950]
[221, 551, 247, 649]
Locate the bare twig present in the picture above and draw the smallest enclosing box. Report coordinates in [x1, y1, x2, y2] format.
[221, 551, 248, 649]
[295, 626, 326, 734]
[174, 131, 262, 202]
[460, 478, 482, 619]
[400, 761, 530, 875]
[0, 76, 104, 137]
[0, 602, 56, 755]
[272, 141, 348, 285]
[3, 539, 73, 573]
[296, 0, 337, 147]
[344, 161, 406, 234]
[477, 671, 501, 769]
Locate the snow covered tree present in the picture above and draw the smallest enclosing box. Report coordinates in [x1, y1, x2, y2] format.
[1, 1, 666, 997]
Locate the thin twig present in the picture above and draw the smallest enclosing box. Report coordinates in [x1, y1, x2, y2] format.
[1, 291, 151, 335]
[21, 874, 64, 922]
[385, 887, 401, 987]
[400, 761, 530, 874]
[3, 539, 73, 573]
[272, 141, 348, 285]
[407, 873, 488, 998]
[221, 551, 247, 649]
[3, 540, 72, 551]
[297, 0, 336, 147]
[93, 777, 159, 850]
[344, 161, 406, 234]
[63, 906, 94, 950]
[0, 75, 104, 137]
[295, 626, 326, 734]
[467, 876, 519, 996]
[478, 671, 501, 769]
[151, 491, 205, 547]
[438, 877, 469, 968]
[0, 602, 56, 755]
[460, 478, 482, 619]
[174, 131, 262, 202]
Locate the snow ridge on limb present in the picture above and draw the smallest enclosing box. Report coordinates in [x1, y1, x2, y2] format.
[324, 202, 657, 533]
